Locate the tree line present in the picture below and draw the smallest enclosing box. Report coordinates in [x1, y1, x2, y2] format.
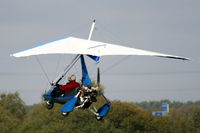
[135, 99, 200, 111]
[0, 92, 200, 133]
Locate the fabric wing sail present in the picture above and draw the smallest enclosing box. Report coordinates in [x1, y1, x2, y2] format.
[11, 36, 190, 60]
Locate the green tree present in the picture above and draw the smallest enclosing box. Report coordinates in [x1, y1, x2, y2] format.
[1, 91, 200, 133]
[0, 92, 26, 119]
[192, 107, 200, 133]
[107, 101, 154, 133]
[0, 103, 20, 133]
[18, 101, 122, 133]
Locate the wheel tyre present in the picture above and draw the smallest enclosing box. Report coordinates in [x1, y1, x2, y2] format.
[95, 116, 103, 121]
[62, 112, 69, 116]
[46, 101, 54, 110]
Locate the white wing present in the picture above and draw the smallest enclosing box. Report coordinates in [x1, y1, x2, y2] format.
[11, 36, 190, 60]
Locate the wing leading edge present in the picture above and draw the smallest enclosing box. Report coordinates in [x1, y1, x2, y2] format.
[11, 36, 190, 60]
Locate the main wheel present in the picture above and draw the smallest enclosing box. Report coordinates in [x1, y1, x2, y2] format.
[95, 116, 103, 121]
[45, 100, 54, 110]
[62, 112, 69, 116]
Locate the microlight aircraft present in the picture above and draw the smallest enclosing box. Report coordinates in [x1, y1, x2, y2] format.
[11, 20, 189, 120]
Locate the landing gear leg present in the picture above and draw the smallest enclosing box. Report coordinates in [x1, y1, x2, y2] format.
[89, 94, 111, 121]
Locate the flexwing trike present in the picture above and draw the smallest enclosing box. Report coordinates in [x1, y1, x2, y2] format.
[11, 20, 189, 120]
[43, 55, 111, 120]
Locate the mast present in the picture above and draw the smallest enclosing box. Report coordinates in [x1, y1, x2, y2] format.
[52, 20, 96, 85]
[88, 19, 96, 40]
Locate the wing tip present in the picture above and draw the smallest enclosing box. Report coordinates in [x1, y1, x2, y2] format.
[156, 55, 191, 61]
[10, 54, 15, 57]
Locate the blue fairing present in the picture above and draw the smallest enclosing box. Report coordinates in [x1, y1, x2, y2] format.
[81, 55, 92, 86]
[87, 55, 100, 62]
[61, 96, 78, 112]
[97, 102, 111, 117]
[43, 89, 74, 103]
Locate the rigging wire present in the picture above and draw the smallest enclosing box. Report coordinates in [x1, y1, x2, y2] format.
[48, 22, 91, 83]
[90, 61, 99, 80]
[96, 22, 135, 47]
[63, 21, 91, 37]
[69, 55, 81, 80]
[35, 56, 51, 84]
[101, 55, 131, 74]
[53, 55, 63, 79]
[93, 23, 133, 75]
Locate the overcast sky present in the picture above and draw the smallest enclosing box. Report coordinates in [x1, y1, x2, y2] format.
[0, 0, 200, 105]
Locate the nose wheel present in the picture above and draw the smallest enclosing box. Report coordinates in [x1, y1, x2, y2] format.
[95, 116, 103, 121]
[62, 112, 69, 116]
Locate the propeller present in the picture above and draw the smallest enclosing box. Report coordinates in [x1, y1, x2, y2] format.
[97, 67, 100, 87]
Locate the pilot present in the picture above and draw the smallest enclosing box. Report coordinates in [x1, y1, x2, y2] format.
[59, 75, 80, 93]
[51, 75, 80, 97]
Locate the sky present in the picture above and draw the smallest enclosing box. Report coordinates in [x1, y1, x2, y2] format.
[0, 0, 200, 105]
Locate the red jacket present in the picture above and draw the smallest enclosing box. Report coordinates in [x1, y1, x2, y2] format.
[59, 81, 80, 93]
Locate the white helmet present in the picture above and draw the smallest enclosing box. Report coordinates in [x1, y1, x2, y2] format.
[68, 75, 76, 81]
